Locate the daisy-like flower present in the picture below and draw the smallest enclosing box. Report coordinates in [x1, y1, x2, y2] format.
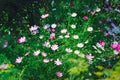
[95, 8, 101, 12]
[33, 50, 40, 56]
[111, 42, 118, 49]
[56, 72, 63, 77]
[51, 24, 57, 28]
[39, 35, 44, 39]
[43, 41, 51, 47]
[0, 63, 8, 69]
[114, 50, 119, 55]
[17, 37, 26, 43]
[51, 44, 59, 51]
[54, 59, 62, 65]
[3, 41, 8, 48]
[64, 34, 70, 38]
[43, 58, 49, 63]
[15, 57, 23, 63]
[74, 50, 80, 55]
[87, 27, 93, 32]
[65, 48, 73, 53]
[41, 52, 47, 57]
[59, 35, 64, 39]
[86, 54, 94, 61]
[98, 41, 105, 47]
[41, 14, 49, 19]
[77, 43, 84, 48]
[29, 25, 39, 32]
[61, 29, 67, 34]
[78, 54, 85, 58]
[73, 35, 79, 39]
[44, 24, 50, 29]
[71, 13, 77, 17]
[71, 24, 76, 29]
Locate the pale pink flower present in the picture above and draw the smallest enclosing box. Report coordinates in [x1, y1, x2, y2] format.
[56, 72, 63, 77]
[15, 57, 23, 63]
[0, 63, 8, 69]
[17, 37, 26, 43]
[86, 54, 94, 61]
[54, 59, 62, 65]
[41, 52, 47, 57]
[43, 41, 51, 47]
[29, 25, 39, 32]
[41, 14, 49, 19]
[3, 41, 8, 48]
[65, 48, 72, 53]
[33, 50, 40, 56]
[51, 44, 59, 51]
[43, 59, 49, 63]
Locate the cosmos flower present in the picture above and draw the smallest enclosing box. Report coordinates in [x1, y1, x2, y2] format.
[33, 50, 40, 56]
[17, 37, 26, 43]
[98, 41, 105, 47]
[15, 57, 23, 63]
[43, 41, 51, 47]
[61, 29, 67, 34]
[54, 59, 62, 65]
[51, 24, 57, 28]
[86, 54, 94, 61]
[87, 27, 93, 32]
[71, 13, 77, 17]
[56, 72, 63, 77]
[51, 44, 59, 51]
[43, 58, 49, 63]
[74, 50, 80, 55]
[77, 43, 84, 48]
[83, 16, 88, 20]
[29, 25, 39, 32]
[0, 63, 8, 69]
[73, 35, 79, 39]
[71, 24, 76, 29]
[41, 14, 49, 19]
[3, 41, 8, 48]
[65, 48, 72, 53]
[41, 52, 47, 57]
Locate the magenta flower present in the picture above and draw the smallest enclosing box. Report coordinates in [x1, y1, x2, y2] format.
[98, 41, 105, 47]
[17, 37, 26, 43]
[111, 42, 118, 49]
[56, 72, 63, 77]
[83, 16, 88, 20]
[115, 44, 120, 51]
[86, 54, 94, 61]
[15, 57, 23, 63]
[0, 63, 8, 69]
[54, 59, 62, 66]
[51, 44, 59, 51]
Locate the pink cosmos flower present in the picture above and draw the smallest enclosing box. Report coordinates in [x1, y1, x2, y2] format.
[43, 58, 49, 63]
[17, 37, 26, 43]
[15, 57, 23, 63]
[33, 50, 40, 56]
[86, 54, 94, 61]
[0, 63, 8, 69]
[98, 41, 105, 47]
[54, 59, 62, 66]
[29, 25, 39, 32]
[90, 11, 95, 15]
[41, 52, 47, 57]
[3, 41, 8, 48]
[43, 41, 51, 47]
[111, 42, 118, 49]
[65, 48, 72, 53]
[51, 44, 59, 51]
[41, 14, 49, 19]
[83, 16, 88, 20]
[115, 44, 120, 51]
[56, 72, 63, 77]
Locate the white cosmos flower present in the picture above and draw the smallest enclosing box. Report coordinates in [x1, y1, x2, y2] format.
[87, 27, 93, 32]
[73, 35, 79, 39]
[59, 35, 64, 39]
[39, 35, 44, 39]
[74, 50, 80, 55]
[96, 8, 101, 12]
[71, 24, 76, 29]
[61, 29, 67, 34]
[51, 24, 57, 28]
[77, 43, 84, 48]
[71, 13, 77, 17]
